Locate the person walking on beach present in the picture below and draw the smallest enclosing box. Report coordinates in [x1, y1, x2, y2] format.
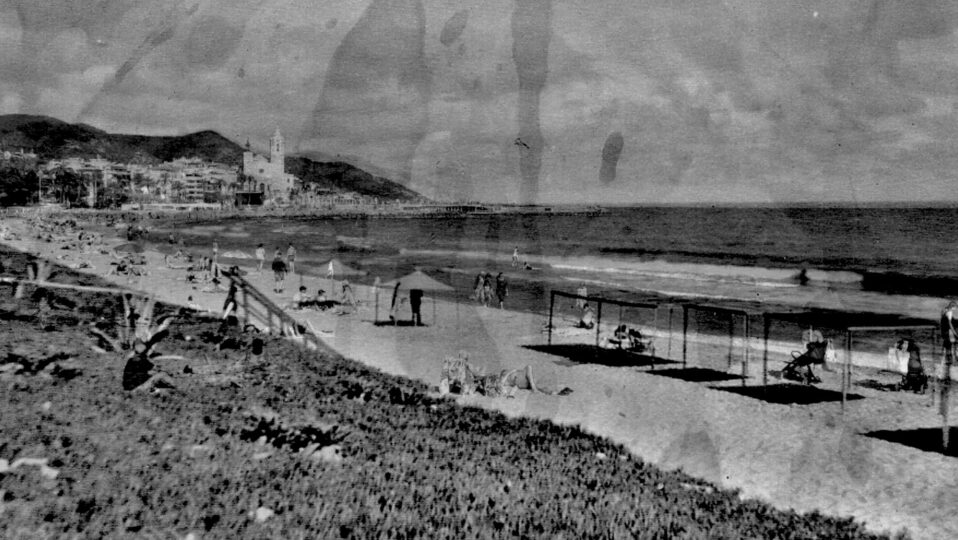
[211, 240, 219, 268]
[495, 272, 508, 309]
[473, 272, 485, 304]
[271, 250, 287, 293]
[255, 243, 266, 273]
[482, 273, 494, 307]
[286, 243, 297, 274]
[512, 246, 519, 267]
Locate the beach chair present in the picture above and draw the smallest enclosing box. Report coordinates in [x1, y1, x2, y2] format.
[782, 340, 828, 385]
[607, 325, 654, 355]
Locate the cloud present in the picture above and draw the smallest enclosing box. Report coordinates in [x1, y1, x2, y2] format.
[3, 0, 958, 202]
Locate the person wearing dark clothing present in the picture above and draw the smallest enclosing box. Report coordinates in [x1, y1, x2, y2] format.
[222, 282, 239, 316]
[410, 289, 424, 326]
[122, 354, 154, 391]
[495, 273, 508, 309]
[271, 254, 287, 293]
[898, 339, 928, 393]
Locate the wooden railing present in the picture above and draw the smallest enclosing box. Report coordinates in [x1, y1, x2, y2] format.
[221, 268, 322, 350]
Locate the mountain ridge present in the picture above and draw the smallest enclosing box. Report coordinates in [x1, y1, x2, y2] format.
[0, 115, 422, 201]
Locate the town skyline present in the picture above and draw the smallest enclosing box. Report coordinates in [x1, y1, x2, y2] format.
[3, 2, 958, 204]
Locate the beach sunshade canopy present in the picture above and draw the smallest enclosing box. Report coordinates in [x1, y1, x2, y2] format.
[321, 258, 367, 277]
[382, 270, 454, 292]
[113, 242, 145, 253]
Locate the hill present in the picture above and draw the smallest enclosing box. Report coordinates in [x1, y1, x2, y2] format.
[0, 115, 422, 201]
[286, 156, 421, 201]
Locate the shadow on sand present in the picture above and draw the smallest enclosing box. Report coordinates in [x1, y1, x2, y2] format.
[373, 320, 427, 327]
[522, 343, 677, 368]
[713, 384, 865, 405]
[647, 367, 747, 383]
[865, 427, 958, 458]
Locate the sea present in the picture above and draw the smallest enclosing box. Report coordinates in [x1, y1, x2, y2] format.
[164, 206, 958, 346]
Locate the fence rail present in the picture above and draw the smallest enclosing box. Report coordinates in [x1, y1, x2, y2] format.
[222, 269, 322, 350]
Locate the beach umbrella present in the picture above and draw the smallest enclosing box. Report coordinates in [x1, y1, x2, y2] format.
[379, 270, 454, 325]
[381, 270, 454, 292]
[113, 242, 145, 253]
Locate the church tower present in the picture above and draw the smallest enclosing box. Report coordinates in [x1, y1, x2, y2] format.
[269, 128, 284, 175]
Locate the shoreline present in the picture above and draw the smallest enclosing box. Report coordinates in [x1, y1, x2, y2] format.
[3, 215, 958, 538]
[9, 206, 958, 304]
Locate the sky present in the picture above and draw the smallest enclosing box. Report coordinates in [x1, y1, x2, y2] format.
[1, 0, 958, 204]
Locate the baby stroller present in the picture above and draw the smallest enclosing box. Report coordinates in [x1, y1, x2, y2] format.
[783, 340, 829, 385]
[896, 339, 928, 394]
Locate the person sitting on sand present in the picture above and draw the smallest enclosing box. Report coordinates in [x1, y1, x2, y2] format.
[341, 280, 357, 306]
[608, 324, 636, 349]
[286, 286, 310, 310]
[578, 303, 595, 329]
[897, 338, 928, 393]
[122, 342, 175, 394]
[310, 289, 338, 311]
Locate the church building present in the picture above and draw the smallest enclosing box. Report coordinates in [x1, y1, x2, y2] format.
[241, 128, 297, 202]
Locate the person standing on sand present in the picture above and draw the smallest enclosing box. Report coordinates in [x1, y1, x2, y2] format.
[286, 243, 297, 274]
[940, 301, 957, 411]
[410, 289, 423, 326]
[271, 251, 287, 293]
[473, 272, 484, 303]
[512, 246, 519, 267]
[255, 243, 266, 273]
[495, 272, 508, 309]
[371, 276, 381, 302]
[211, 240, 219, 268]
[482, 273, 494, 307]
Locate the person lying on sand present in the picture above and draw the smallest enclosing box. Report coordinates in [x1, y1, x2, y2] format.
[439, 352, 572, 398]
[200, 277, 227, 293]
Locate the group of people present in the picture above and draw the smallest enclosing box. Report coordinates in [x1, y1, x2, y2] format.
[473, 271, 508, 308]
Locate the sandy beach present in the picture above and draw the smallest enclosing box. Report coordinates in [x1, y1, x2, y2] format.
[4, 215, 958, 539]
